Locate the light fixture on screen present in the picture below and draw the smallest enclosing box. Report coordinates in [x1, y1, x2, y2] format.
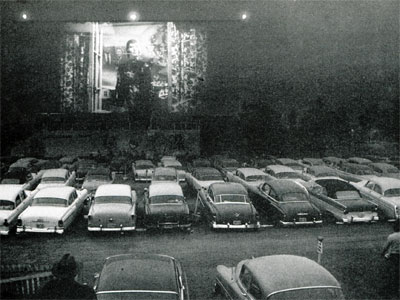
[21, 12, 29, 20]
[241, 12, 249, 21]
[128, 11, 139, 21]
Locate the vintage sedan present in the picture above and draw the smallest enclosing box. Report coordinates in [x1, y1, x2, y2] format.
[214, 158, 241, 175]
[186, 167, 224, 192]
[75, 159, 97, 182]
[132, 159, 155, 182]
[323, 156, 344, 168]
[144, 182, 191, 230]
[94, 254, 189, 300]
[0, 184, 36, 235]
[354, 177, 400, 221]
[305, 177, 379, 223]
[197, 182, 260, 229]
[215, 255, 344, 300]
[347, 157, 373, 165]
[368, 163, 400, 179]
[338, 162, 377, 180]
[226, 168, 274, 188]
[247, 179, 322, 226]
[301, 158, 325, 166]
[161, 159, 186, 182]
[275, 158, 305, 173]
[36, 168, 76, 190]
[88, 184, 137, 232]
[305, 165, 339, 179]
[17, 186, 88, 234]
[82, 167, 113, 194]
[187, 158, 211, 173]
[264, 165, 311, 182]
[152, 167, 179, 184]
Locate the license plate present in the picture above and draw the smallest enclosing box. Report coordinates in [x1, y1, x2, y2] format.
[164, 225, 174, 229]
[108, 223, 117, 228]
[299, 217, 307, 222]
[36, 224, 44, 228]
[233, 220, 241, 225]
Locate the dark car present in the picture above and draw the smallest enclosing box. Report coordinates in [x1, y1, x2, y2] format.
[214, 158, 241, 175]
[215, 255, 344, 300]
[82, 167, 113, 194]
[75, 159, 97, 182]
[197, 182, 260, 229]
[247, 179, 322, 226]
[275, 158, 305, 173]
[143, 182, 191, 230]
[186, 167, 224, 192]
[94, 254, 189, 300]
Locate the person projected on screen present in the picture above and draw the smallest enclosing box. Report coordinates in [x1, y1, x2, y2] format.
[115, 39, 153, 127]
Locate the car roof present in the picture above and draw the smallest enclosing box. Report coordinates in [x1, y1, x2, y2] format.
[244, 255, 341, 297]
[98, 254, 178, 293]
[95, 184, 131, 197]
[42, 168, 68, 177]
[369, 162, 398, 171]
[308, 166, 337, 175]
[366, 177, 400, 191]
[0, 184, 24, 201]
[209, 182, 247, 195]
[342, 162, 373, 170]
[348, 157, 372, 164]
[87, 167, 110, 175]
[303, 158, 324, 164]
[149, 182, 183, 197]
[266, 165, 295, 173]
[135, 160, 154, 166]
[162, 160, 182, 167]
[323, 156, 343, 163]
[193, 167, 221, 175]
[34, 186, 75, 199]
[153, 167, 177, 176]
[236, 168, 267, 177]
[266, 179, 307, 195]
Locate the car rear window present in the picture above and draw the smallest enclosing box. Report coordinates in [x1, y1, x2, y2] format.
[198, 174, 223, 181]
[41, 177, 65, 183]
[95, 196, 132, 205]
[335, 190, 361, 200]
[32, 197, 68, 207]
[136, 165, 154, 170]
[384, 188, 400, 197]
[246, 175, 268, 182]
[280, 192, 308, 202]
[0, 200, 15, 210]
[150, 195, 184, 204]
[215, 194, 247, 203]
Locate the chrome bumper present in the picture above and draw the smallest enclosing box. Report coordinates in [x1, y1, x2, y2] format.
[212, 221, 261, 229]
[17, 226, 64, 234]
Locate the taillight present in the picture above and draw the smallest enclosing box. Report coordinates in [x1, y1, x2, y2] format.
[88, 215, 92, 221]
[4, 219, 9, 226]
[58, 220, 64, 227]
[17, 219, 22, 226]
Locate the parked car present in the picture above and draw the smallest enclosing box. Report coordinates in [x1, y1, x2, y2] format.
[94, 254, 189, 300]
[75, 159, 97, 182]
[214, 255, 344, 300]
[36, 168, 76, 190]
[187, 158, 211, 173]
[368, 163, 400, 179]
[214, 158, 241, 175]
[275, 158, 305, 173]
[160, 155, 177, 162]
[1, 167, 33, 185]
[82, 167, 113, 194]
[301, 158, 325, 166]
[17, 186, 88, 234]
[353, 177, 400, 221]
[305, 166, 339, 178]
[88, 184, 137, 232]
[250, 157, 277, 169]
[152, 167, 179, 184]
[347, 157, 373, 165]
[226, 168, 274, 188]
[304, 177, 379, 223]
[109, 156, 130, 174]
[247, 179, 322, 226]
[264, 165, 311, 182]
[143, 182, 191, 230]
[186, 167, 224, 192]
[338, 162, 377, 179]
[161, 159, 186, 182]
[323, 156, 344, 168]
[132, 159, 155, 182]
[0, 184, 36, 235]
[197, 182, 260, 229]
[34, 159, 62, 171]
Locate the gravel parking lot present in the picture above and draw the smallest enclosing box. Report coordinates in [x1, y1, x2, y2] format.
[1, 176, 398, 300]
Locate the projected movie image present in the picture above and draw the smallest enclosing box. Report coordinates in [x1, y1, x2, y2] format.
[101, 22, 207, 113]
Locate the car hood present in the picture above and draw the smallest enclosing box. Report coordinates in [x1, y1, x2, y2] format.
[278, 201, 320, 219]
[20, 206, 68, 222]
[37, 182, 65, 190]
[148, 203, 189, 216]
[213, 203, 256, 221]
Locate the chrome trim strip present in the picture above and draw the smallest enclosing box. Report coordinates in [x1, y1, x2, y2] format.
[267, 285, 342, 298]
[97, 290, 178, 295]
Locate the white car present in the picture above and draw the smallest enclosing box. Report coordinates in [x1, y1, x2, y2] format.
[0, 184, 36, 235]
[36, 168, 76, 190]
[132, 160, 155, 182]
[17, 186, 88, 234]
[88, 184, 137, 232]
[354, 177, 400, 221]
[226, 168, 274, 188]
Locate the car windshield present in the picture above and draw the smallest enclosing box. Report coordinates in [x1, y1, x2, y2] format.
[269, 287, 344, 300]
[0, 200, 15, 210]
[87, 175, 111, 181]
[136, 164, 154, 170]
[384, 188, 400, 197]
[41, 177, 65, 183]
[150, 195, 184, 204]
[334, 190, 361, 200]
[246, 175, 269, 182]
[95, 196, 132, 205]
[198, 174, 223, 181]
[97, 292, 179, 300]
[32, 197, 68, 207]
[280, 192, 308, 202]
[153, 175, 177, 181]
[215, 194, 248, 203]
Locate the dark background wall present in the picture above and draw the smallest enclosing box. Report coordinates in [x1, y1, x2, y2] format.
[1, 0, 399, 156]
